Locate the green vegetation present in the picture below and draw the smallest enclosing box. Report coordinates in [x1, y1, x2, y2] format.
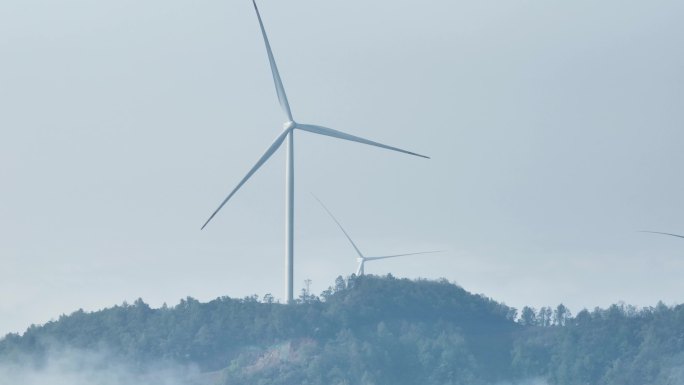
[1, 275, 683, 385]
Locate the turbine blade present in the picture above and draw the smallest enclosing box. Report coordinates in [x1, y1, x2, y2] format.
[312, 194, 365, 259]
[297, 124, 429, 159]
[364, 250, 445, 261]
[252, 0, 293, 121]
[639, 231, 684, 239]
[201, 129, 291, 230]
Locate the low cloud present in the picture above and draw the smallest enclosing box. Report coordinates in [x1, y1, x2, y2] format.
[494, 379, 549, 385]
[0, 345, 202, 385]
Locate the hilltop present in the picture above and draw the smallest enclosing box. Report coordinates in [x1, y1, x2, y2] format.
[1, 275, 684, 385]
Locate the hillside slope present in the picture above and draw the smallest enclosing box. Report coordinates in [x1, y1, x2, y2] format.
[2, 275, 684, 385]
[0, 276, 517, 384]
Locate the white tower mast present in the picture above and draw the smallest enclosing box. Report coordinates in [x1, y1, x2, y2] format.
[201, 1, 429, 304]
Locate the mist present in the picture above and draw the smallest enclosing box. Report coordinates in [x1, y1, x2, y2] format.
[495, 380, 548, 385]
[0, 344, 202, 385]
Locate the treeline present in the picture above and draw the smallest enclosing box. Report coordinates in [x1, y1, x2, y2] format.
[1, 275, 683, 385]
[512, 302, 684, 385]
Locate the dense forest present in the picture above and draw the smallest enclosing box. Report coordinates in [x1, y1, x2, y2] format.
[1, 275, 683, 385]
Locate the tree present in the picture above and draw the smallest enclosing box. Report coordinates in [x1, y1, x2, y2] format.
[538, 307, 553, 327]
[553, 304, 571, 326]
[519, 306, 537, 326]
[334, 276, 346, 292]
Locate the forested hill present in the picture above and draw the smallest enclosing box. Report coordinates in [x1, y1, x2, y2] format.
[1, 275, 684, 385]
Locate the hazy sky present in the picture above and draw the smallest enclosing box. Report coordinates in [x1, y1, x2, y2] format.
[1, 0, 683, 335]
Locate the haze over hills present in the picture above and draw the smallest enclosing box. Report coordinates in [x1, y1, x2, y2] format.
[1, 275, 684, 385]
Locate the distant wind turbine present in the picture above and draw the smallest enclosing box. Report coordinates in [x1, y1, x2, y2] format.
[639, 231, 684, 239]
[201, 1, 429, 304]
[314, 196, 442, 276]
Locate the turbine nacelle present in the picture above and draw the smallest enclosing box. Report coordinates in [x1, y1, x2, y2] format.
[283, 120, 297, 131]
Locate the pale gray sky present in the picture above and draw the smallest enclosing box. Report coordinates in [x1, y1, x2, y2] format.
[1, 0, 683, 335]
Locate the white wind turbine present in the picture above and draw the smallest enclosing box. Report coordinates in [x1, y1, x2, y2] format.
[314, 196, 441, 276]
[201, 1, 429, 304]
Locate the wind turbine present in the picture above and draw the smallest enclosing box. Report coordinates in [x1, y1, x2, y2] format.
[201, 1, 429, 304]
[314, 196, 441, 276]
[640, 231, 684, 239]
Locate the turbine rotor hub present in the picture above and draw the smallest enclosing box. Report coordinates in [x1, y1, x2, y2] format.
[283, 120, 297, 130]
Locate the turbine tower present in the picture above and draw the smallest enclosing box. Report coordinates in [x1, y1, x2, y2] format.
[201, 1, 429, 304]
[314, 196, 441, 276]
